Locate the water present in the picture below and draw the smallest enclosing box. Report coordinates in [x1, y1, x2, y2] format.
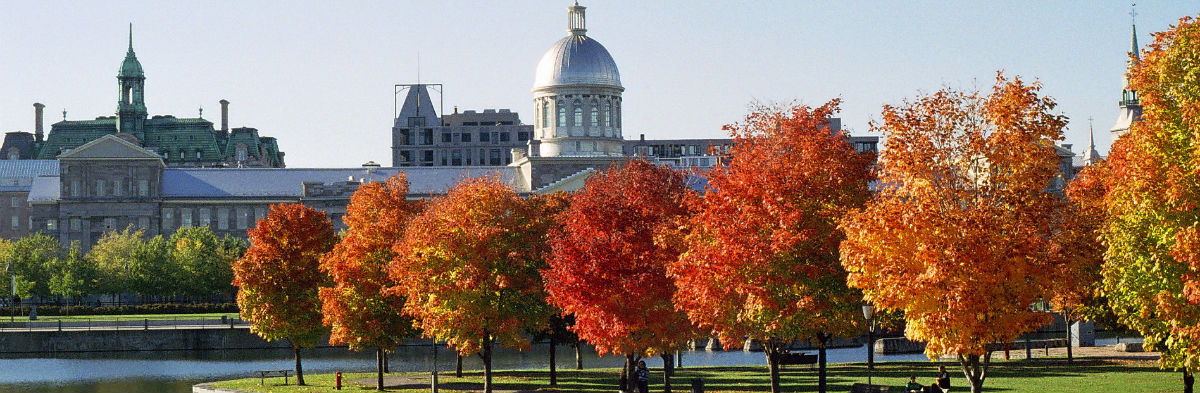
[0, 342, 932, 393]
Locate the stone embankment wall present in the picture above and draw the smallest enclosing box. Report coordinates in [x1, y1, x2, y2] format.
[0, 328, 294, 353]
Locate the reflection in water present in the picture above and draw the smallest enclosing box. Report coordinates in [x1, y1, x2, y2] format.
[0, 336, 1139, 393]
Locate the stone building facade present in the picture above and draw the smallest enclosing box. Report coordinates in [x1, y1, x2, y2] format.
[390, 85, 534, 167]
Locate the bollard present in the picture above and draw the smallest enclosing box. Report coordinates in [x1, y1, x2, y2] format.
[144, 318, 149, 331]
[57, 320, 61, 332]
[690, 378, 703, 393]
[230, 318, 235, 329]
[336, 371, 343, 390]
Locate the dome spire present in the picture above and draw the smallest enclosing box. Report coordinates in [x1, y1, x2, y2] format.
[568, 2, 587, 36]
[128, 23, 133, 53]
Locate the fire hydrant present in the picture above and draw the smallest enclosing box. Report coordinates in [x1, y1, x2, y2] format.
[335, 371, 343, 390]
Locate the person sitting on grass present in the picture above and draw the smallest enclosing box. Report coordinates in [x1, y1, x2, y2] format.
[906, 376, 923, 393]
[936, 365, 950, 392]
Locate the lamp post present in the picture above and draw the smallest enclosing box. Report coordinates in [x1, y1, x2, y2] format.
[862, 303, 876, 386]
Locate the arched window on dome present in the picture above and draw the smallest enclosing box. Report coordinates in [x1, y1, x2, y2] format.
[590, 101, 599, 128]
[557, 101, 566, 127]
[605, 101, 613, 128]
[573, 102, 583, 127]
[542, 101, 550, 128]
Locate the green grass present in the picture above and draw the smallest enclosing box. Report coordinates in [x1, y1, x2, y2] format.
[1, 312, 236, 323]
[208, 360, 1183, 393]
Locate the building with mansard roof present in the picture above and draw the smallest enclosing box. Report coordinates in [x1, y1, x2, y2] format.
[0, 27, 284, 168]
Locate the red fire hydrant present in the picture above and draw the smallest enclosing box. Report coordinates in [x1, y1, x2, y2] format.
[335, 371, 343, 390]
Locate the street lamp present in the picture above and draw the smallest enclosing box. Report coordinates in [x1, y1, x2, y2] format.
[862, 303, 876, 386]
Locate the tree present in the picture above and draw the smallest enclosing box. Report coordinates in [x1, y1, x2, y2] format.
[129, 235, 176, 300]
[320, 174, 421, 390]
[839, 74, 1069, 393]
[172, 226, 235, 300]
[391, 177, 555, 393]
[670, 101, 874, 393]
[233, 203, 336, 386]
[545, 160, 696, 393]
[48, 242, 94, 305]
[1100, 16, 1200, 392]
[1051, 161, 1112, 363]
[87, 226, 144, 304]
[7, 233, 62, 301]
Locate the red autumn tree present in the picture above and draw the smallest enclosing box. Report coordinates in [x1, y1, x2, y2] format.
[545, 159, 696, 393]
[1052, 161, 1111, 356]
[670, 100, 873, 393]
[233, 203, 336, 386]
[319, 174, 421, 390]
[839, 74, 1070, 393]
[1101, 16, 1200, 391]
[390, 177, 556, 393]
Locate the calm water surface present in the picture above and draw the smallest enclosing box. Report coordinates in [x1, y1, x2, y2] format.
[0, 336, 1137, 393]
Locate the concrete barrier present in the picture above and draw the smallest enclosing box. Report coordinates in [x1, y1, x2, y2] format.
[874, 337, 926, 354]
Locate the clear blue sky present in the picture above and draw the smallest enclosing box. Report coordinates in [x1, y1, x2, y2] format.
[0, 1, 1194, 168]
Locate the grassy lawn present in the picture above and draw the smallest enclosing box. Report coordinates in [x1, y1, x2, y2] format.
[209, 360, 1183, 393]
[1, 312, 237, 323]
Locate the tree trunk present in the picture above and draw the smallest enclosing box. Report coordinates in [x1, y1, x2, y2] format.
[765, 340, 781, 393]
[957, 352, 990, 393]
[1185, 369, 1194, 393]
[480, 337, 494, 393]
[1065, 315, 1073, 363]
[376, 347, 385, 390]
[624, 352, 639, 393]
[661, 353, 673, 393]
[550, 334, 558, 387]
[456, 354, 464, 378]
[293, 345, 306, 386]
[575, 342, 584, 370]
[817, 333, 829, 393]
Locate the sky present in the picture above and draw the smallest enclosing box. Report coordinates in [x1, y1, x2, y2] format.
[0, 1, 1195, 168]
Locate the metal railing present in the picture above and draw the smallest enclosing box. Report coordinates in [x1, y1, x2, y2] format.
[0, 315, 248, 332]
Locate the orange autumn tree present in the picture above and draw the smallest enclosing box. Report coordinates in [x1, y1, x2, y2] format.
[545, 159, 696, 393]
[390, 177, 556, 393]
[319, 174, 421, 390]
[1101, 16, 1200, 391]
[233, 203, 336, 386]
[670, 101, 873, 393]
[839, 74, 1069, 393]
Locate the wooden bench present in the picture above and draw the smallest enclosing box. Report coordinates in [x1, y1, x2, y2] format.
[256, 369, 290, 385]
[850, 383, 890, 393]
[778, 351, 819, 369]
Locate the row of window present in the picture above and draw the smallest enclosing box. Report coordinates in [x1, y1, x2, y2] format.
[396, 148, 510, 166]
[396, 128, 529, 146]
[67, 178, 152, 198]
[538, 97, 621, 130]
[162, 206, 267, 231]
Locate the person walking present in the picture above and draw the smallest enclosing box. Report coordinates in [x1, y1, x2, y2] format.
[635, 360, 650, 393]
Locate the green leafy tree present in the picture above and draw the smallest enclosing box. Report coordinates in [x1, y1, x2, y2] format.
[48, 242, 95, 305]
[171, 226, 235, 300]
[87, 226, 144, 303]
[7, 233, 62, 300]
[129, 235, 176, 300]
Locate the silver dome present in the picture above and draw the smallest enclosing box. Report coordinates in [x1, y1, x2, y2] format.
[532, 34, 622, 91]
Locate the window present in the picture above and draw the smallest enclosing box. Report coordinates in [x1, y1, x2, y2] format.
[236, 145, 248, 161]
[113, 179, 122, 197]
[70, 218, 81, 231]
[96, 180, 106, 196]
[590, 105, 599, 127]
[195, 151, 202, 159]
[461, 132, 472, 143]
[10, 197, 17, 208]
[605, 102, 613, 127]
[199, 208, 211, 227]
[237, 208, 249, 229]
[254, 207, 266, 224]
[47, 219, 56, 231]
[518, 131, 529, 141]
[489, 149, 502, 166]
[420, 129, 434, 145]
[573, 106, 583, 127]
[499, 132, 510, 142]
[217, 208, 229, 230]
[557, 102, 566, 126]
[451, 150, 463, 166]
[615, 102, 621, 128]
[103, 218, 116, 231]
[71, 180, 80, 197]
[407, 117, 426, 127]
[138, 180, 149, 197]
[138, 216, 149, 229]
[162, 208, 174, 229]
[398, 129, 413, 145]
[442, 133, 452, 143]
[10, 216, 17, 230]
[422, 150, 434, 162]
[542, 101, 550, 127]
[479, 132, 490, 142]
[181, 208, 193, 227]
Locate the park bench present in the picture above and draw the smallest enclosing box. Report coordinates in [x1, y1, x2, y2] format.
[777, 351, 818, 369]
[256, 369, 290, 385]
[850, 383, 890, 393]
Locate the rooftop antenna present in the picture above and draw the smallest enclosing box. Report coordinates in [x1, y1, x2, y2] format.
[199, 106, 203, 119]
[62, 109, 67, 120]
[1130, 3, 1137, 25]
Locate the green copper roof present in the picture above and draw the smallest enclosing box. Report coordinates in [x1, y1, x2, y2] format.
[119, 25, 144, 78]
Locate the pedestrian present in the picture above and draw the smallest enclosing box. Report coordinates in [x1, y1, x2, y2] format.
[936, 365, 951, 392]
[905, 376, 923, 393]
[635, 360, 650, 393]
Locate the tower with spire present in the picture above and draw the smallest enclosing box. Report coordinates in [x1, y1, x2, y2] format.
[116, 24, 147, 139]
[1110, 6, 1142, 137]
[1081, 117, 1102, 166]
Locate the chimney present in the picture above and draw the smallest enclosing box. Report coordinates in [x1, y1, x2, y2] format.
[33, 103, 45, 142]
[219, 99, 229, 133]
[639, 133, 645, 142]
